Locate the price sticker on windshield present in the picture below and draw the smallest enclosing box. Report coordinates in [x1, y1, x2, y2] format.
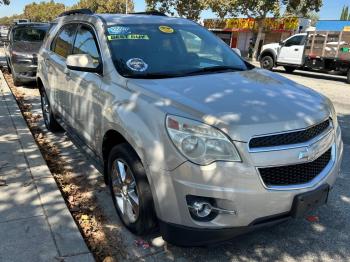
[159, 26, 174, 34]
[107, 34, 150, 40]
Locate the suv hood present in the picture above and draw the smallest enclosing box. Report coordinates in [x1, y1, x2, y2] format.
[128, 69, 331, 142]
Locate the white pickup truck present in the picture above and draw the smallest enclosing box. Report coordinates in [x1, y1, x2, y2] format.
[259, 32, 350, 83]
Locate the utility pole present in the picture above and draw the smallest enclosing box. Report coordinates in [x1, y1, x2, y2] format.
[125, 0, 128, 14]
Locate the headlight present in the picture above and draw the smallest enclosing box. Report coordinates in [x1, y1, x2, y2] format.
[329, 102, 338, 128]
[166, 115, 241, 165]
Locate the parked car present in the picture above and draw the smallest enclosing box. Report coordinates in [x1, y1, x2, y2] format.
[259, 32, 350, 83]
[5, 22, 49, 86]
[0, 25, 9, 42]
[37, 9, 343, 246]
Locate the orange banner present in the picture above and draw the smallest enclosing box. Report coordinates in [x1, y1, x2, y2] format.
[204, 17, 299, 31]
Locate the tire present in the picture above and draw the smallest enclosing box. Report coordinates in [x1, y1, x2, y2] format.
[13, 75, 23, 87]
[107, 143, 157, 235]
[40, 90, 62, 132]
[284, 66, 296, 73]
[6, 60, 11, 74]
[260, 55, 274, 70]
[347, 70, 350, 84]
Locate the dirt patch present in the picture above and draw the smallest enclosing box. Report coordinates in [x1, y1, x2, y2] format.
[2, 71, 126, 262]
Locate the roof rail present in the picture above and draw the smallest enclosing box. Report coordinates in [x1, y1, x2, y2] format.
[58, 9, 93, 17]
[131, 11, 167, 17]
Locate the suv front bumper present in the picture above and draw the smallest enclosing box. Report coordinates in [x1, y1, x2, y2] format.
[148, 126, 343, 246]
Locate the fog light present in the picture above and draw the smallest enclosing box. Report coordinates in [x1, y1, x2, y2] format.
[186, 195, 237, 222]
[191, 201, 212, 218]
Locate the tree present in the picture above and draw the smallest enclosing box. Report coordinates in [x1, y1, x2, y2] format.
[340, 6, 345, 20]
[340, 5, 350, 20]
[73, 0, 134, 14]
[206, 0, 238, 19]
[0, 14, 24, 25]
[145, 0, 206, 21]
[0, 0, 10, 5]
[24, 1, 65, 22]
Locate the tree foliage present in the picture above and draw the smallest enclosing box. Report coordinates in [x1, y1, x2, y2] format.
[0, 0, 10, 5]
[340, 5, 350, 20]
[73, 0, 134, 14]
[146, 0, 206, 20]
[24, 1, 65, 22]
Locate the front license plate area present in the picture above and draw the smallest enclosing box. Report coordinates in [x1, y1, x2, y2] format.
[291, 184, 329, 218]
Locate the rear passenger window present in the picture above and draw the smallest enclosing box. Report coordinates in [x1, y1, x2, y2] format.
[73, 25, 100, 63]
[52, 24, 77, 58]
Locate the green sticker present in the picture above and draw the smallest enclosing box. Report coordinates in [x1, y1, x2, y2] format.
[108, 34, 149, 40]
[341, 47, 350, 53]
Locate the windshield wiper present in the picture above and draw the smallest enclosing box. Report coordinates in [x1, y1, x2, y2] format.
[184, 66, 245, 76]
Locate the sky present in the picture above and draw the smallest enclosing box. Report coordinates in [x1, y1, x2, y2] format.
[0, 0, 347, 20]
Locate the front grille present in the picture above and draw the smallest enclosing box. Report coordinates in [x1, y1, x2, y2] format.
[250, 119, 330, 148]
[259, 148, 332, 187]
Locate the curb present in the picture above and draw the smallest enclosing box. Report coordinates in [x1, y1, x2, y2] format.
[0, 71, 95, 261]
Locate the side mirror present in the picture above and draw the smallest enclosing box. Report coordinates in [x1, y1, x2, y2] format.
[279, 41, 284, 46]
[66, 54, 102, 74]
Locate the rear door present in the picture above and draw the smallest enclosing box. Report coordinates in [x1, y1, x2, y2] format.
[48, 23, 78, 120]
[68, 23, 103, 149]
[277, 34, 306, 65]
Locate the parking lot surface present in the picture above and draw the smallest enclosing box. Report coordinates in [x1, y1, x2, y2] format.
[1, 51, 349, 261]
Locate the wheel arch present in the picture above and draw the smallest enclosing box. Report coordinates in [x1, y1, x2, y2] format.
[259, 49, 277, 64]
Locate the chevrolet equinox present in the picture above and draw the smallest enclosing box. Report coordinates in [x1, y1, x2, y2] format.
[37, 9, 344, 246]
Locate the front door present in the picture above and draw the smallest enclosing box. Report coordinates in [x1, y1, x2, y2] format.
[49, 23, 79, 121]
[277, 34, 306, 65]
[68, 24, 103, 149]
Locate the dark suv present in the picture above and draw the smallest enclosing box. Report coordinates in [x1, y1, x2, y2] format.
[5, 22, 49, 86]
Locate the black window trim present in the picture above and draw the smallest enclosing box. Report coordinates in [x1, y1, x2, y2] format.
[50, 22, 79, 59]
[72, 22, 104, 76]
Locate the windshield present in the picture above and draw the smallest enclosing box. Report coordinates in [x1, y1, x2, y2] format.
[13, 26, 48, 42]
[106, 23, 249, 78]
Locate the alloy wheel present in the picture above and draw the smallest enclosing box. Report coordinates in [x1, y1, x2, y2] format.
[41, 92, 50, 126]
[111, 159, 139, 223]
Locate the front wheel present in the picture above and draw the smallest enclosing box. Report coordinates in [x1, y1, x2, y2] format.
[108, 143, 157, 235]
[284, 66, 296, 73]
[40, 90, 62, 132]
[260, 56, 274, 70]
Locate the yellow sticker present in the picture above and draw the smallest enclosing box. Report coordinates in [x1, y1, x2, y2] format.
[108, 34, 149, 40]
[159, 26, 174, 34]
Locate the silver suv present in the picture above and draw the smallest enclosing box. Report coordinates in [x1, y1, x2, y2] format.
[37, 9, 343, 246]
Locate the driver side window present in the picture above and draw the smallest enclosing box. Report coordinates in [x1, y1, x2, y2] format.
[284, 35, 305, 47]
[72, 25, 101, 66]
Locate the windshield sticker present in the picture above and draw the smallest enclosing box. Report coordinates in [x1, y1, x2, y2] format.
[159, 25, 174, 34]
[107, 26, 131, 35]
[126, 58, 148, 72]
[107, 34, 150, 40]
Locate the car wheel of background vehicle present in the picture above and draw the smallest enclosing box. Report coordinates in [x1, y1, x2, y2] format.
[40, 90, 62, 132]
[260, 56, 274, 70]
[108, 143, 157, 235]
[12, 75, 23, 87]
[284, 66, 296, 73]
[347, 69, 350, 84]
[6, 60, 11, 73]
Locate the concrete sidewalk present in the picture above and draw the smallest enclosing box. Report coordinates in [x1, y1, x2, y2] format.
[0, 71, 94, 262]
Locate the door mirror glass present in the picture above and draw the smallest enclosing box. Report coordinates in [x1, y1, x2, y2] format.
[66, 54, 101, 73]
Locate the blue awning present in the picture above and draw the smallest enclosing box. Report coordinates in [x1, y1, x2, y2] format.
[316, 20, 350, 31]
